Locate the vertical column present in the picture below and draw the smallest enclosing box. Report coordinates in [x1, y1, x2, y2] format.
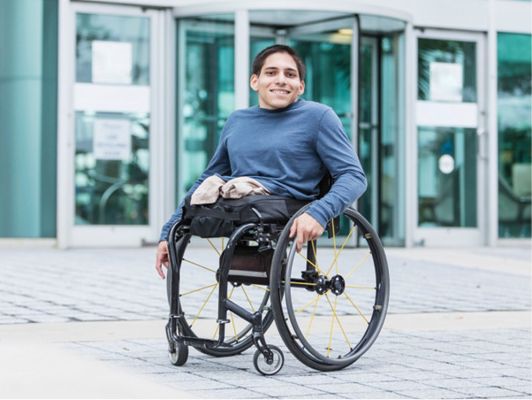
[404, 22, 416, 247]
[234, 9, 249, 110]
[0, 0, 56, 237]
[487, 0, 498, 245]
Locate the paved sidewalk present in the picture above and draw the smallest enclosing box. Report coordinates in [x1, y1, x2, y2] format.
[0, 246, 530, 398]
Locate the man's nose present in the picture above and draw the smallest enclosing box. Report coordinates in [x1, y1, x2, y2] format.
[275, 73, 288, 84]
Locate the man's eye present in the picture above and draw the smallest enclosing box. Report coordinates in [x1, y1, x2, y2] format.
[266, 71, 275, 75]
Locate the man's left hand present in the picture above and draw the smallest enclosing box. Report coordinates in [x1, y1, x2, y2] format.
[289, 213, 325, 252]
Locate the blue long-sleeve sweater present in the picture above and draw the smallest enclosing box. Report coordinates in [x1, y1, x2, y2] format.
[160, 99, 367, 241]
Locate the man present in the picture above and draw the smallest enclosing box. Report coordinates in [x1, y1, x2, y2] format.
[155, 45, 366, 279]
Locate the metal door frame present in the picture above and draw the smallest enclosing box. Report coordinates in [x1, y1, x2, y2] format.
[57, 1, 172, 247]
[413, 28, 487, 246]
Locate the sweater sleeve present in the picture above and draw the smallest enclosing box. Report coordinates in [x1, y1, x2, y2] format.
[159, 124, 232, 241]
[305, 109, 367, 227]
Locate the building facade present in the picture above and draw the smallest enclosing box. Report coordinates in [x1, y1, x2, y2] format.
[0, 0, 530, 247]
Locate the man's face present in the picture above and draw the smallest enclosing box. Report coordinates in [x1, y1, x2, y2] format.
[250, 52, 305, 110]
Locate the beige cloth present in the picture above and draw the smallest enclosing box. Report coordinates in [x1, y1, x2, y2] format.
[190, 175, 270, 205]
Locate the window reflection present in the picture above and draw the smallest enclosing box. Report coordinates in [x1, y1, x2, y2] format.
[418, 39, 476, 102]
[418, 127, 477, 227]
[178, 16, 235, 199]
[76, 13, 150, 85]
[497, 33, 531, 238]
[75, 112, 149, 225]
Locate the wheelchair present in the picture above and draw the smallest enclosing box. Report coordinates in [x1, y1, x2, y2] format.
[165, 191, 390, 376]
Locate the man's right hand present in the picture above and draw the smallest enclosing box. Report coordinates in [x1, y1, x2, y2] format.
[155, 240, 169, 279]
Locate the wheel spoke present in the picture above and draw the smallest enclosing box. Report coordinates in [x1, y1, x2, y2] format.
[182, 258, 216, 273]
[251, 284, 270, 292]
[230, 311, 239, 341]
[296, 252, 325, 276]
[190, 282, 218, 327]
[207, 239, 221, 256]
[343, 291, 370, 325]
[325, 293, 353, 350]
[295, 294, 320, 313]
[344, 251, 371, 280]
[326, 226, 357, 276]
[326, 296, 335, 357]
[305, 295, 321, 336]
[180, 282, 217, 297]
[241, 286, 256, 313]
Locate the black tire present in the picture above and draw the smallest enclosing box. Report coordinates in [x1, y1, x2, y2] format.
[169, 342, 188, 366]
[169, 233, 274, 357]
[270, 207, 390, 371]
[253, 345, 284, 376]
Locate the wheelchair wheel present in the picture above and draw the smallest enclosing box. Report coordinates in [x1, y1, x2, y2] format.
[168, 233, 274, 357]
[270, 207, 389, 371]
[168, 342, 188, 366]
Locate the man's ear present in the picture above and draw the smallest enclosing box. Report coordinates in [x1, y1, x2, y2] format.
[250, 74, 259, 91]
[298, 80, 305, 96]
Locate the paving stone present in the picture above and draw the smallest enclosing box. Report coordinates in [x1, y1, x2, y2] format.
[454, 386, 528, 398]
[363, 379, 435, 392]
[469, 376, 532, 388]
[307, 381, 380, 394]
[393, 388, 466, 399]
[251, 382, 329, 397]
[185, 388, 267, 398]
[422, 378, 487, 389]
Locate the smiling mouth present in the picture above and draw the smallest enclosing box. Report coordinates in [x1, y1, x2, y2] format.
[270, 89, 290, 95]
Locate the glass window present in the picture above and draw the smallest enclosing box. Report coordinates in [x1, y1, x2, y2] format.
[76, 13, 150, 85]
[418, 127, 477, 227]
[291, 37, 352, 131]
[75, 112, 150, 225]
[418, 38, 476, 102]
[497, 33, 531, 238]
[250, 36, 275, 106]
[380, 35, 404, 244]
[359, 34, 405, 245]
[0, 0, 58, 237]
[177, 16, 235, 200]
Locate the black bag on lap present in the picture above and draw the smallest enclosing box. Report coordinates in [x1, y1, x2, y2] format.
[182, 195, 308, 238]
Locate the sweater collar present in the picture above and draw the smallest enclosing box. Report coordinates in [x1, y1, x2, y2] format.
[255, 98, 305, 114]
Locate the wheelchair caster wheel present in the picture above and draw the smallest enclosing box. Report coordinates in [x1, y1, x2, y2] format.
[168, 342, 188, 366]
[253, 345, 284, 376]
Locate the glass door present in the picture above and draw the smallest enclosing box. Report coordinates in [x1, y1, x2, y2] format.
[64, 2, 164, 246]
[175, 15, 235, 202]
[415, 30, 486, 246]
[286, 17, 358, 239]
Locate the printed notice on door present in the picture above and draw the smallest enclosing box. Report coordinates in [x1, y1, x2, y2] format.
[429, 62, 463, 102]
[92, 40, 133, 84]
[93, 119, 131, 161]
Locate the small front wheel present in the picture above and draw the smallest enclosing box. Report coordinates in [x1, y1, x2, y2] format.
[169, 342, 188, 366]
[253, 345, 284, 376]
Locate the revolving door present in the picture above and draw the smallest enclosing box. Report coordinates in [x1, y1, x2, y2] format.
[175, 9, 406, 245]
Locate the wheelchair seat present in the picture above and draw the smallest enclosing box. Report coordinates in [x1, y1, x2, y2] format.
[182, 194, 308, 238]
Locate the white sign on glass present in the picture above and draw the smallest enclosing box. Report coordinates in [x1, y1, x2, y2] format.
[92, 40, 133, 84]
[93, 119, 131, 161]
[429, 62, 463, 102]
[438, 154, 455, 174]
